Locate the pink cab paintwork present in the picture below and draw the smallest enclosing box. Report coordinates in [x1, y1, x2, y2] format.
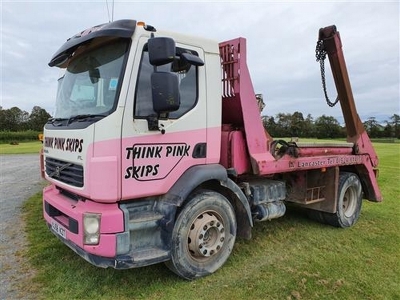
[63, 127, 220, 203]
[43, 184, 123, 257]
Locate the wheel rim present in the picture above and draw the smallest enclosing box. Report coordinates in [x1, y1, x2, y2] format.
[188, 211, 225, 259]
[342, 186, 357, 218]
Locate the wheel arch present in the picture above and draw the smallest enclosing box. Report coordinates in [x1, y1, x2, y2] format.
[339, 164, 379, 201]
[160, 164, 253, 239]
[201, 178, 253, 240]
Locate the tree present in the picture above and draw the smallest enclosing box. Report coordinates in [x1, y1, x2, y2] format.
[262, 116, 278, 137]
[390, 114, 400, 138]
[274, 113, 292, 137]
[314, 115, 343, 139]
[0, 107, 5, 131]
[290, 111, 305, 137]
[303, 114, 315, 137]
[363, 117, 382, 138]
[28, 106, 51, 131]
[0, 106, 51, 131]
[383, 121, 393, 138]
[0, 107, 29, 131]
[265, 112, 313, 138]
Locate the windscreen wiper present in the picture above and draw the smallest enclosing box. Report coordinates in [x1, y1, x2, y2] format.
[47, 117, 68, 126]
[67, 114, 107, 125]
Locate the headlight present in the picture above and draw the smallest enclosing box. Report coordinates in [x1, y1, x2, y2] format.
[83, 213, 101, 245]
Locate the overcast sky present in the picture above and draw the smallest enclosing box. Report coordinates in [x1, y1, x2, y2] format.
[1, 0, 399, 122]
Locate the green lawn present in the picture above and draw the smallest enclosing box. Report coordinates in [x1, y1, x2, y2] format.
[0, 141, 43, 154]
[21, 143, 400, 299]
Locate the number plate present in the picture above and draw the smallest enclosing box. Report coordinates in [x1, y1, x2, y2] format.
[51, 220, 67, 239]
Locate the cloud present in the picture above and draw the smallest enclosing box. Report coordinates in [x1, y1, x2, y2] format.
[1, 1, 398, 122]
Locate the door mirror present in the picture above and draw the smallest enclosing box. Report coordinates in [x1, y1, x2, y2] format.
[151, 72, 180, 113]
[148, 37, 176, 66]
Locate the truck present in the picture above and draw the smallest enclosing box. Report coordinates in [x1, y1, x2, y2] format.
[42, 19, 382, 280]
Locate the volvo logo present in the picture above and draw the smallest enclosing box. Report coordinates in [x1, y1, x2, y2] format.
[49, 162, 72, 178]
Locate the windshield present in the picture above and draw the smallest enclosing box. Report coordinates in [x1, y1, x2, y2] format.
[54, 39, 129, 119]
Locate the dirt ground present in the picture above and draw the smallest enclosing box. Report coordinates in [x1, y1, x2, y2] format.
[0, 154, 45, 299]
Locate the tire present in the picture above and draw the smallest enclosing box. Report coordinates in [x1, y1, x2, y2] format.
[307, 209, 326, 224]
[165, 190, 237, 280]
[324, 172, 363, 228]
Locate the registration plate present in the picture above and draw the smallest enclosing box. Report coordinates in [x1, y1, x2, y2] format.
[51, 220, 67, 239]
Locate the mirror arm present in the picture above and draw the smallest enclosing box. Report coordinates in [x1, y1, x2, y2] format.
[150, 33, 157, 73]
[146, 114, 159, 131]
[146, 114, 166, 134]
[159, 123, 166, 134]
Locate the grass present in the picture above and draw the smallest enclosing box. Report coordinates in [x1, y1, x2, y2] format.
[0, 141, 43, 154]
[21, 143, 400, 299]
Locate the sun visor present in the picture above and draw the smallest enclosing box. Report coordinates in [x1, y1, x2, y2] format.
[48, 19, 136, 67]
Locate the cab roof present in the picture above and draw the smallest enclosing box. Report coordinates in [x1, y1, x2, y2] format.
[48, 19, 136, 67]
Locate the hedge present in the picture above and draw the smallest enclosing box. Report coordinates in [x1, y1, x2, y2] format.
[0, 131, 42, 143]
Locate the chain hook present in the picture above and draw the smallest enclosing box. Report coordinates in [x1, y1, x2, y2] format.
[315, 40, 339, 107]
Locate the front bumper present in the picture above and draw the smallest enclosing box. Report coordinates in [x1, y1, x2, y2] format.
[48, 227, 170, 269]
[43, 184, 123, 258]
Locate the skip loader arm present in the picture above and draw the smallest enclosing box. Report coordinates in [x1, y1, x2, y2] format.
[318, 25, 382, 201]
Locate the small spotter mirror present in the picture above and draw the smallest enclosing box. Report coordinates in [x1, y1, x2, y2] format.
[148, 37, 176, 66]
[181, 52, 204, 66]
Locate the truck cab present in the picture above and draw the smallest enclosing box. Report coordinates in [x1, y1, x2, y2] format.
[44, 19, 232, 274]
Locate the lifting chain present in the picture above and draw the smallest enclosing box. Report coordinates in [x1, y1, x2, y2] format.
[315, 40, 339, 107]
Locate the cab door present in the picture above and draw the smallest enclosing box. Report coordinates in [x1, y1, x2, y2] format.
[121, 36, 207, 199]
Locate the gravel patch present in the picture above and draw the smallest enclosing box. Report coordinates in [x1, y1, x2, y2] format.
[0, 154, 45, 299]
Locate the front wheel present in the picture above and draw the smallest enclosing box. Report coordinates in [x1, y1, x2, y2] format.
[165, 190, 237, 280]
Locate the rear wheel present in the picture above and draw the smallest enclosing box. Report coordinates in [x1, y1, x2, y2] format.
[165, 190, 237, 280]
[324, 172, 362, 227]
[308, 172, 362, 228]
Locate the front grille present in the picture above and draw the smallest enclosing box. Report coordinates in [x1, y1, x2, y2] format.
[45, 157, 84, 187]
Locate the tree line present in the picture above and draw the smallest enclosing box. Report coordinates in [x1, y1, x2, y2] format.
[0, 106, 51, 132]
[263, 112, 400, 139]
[0, 106, 399, 140]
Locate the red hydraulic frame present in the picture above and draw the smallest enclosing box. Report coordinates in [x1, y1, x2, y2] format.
[219, 25, 382, 202]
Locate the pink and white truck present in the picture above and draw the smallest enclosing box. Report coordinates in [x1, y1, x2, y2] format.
[42, 20, 381, 279]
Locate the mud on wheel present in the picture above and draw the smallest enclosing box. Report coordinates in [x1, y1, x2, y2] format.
[165, 190, 237, 280]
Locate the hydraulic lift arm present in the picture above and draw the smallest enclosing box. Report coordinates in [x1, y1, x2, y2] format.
[317, 26, 378, 162]
[317, 25, 382, 201]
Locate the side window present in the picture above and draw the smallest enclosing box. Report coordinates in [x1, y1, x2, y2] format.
[135, 47, 198, 119]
